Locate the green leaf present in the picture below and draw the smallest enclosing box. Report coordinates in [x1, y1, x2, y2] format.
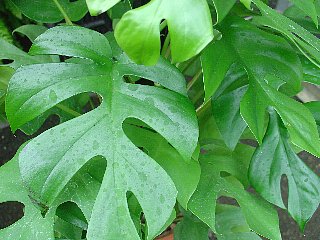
[203, 16, 320, 157]
[249, 109, 320, 230]
[301, 57, 320, 85]
[288, 0, 318, 27]
[86, 0, 123, 15]
[211, 64, 248, 150]
[211, 0, 237, 24]
[251, 0, 320, 67]
[10, 0, 87, 23]
[188, 142, 281, 240]
[0, 152, 54, 239]
[13, 24, 48, 42]
[6, 26, 198, 240]
[174, 210, 209, 240]
[123, 121, 201, 208]
[305, 101, 320, 134]
[215, 204, 261, 240]
[114, 0, 214, 65]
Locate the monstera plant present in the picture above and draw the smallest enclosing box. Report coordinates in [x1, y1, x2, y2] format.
[0, 0, 320, 239]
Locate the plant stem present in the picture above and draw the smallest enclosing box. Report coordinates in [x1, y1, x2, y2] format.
[196, 100, 211, 116]
[159, 20, 167, 32]
[187, 69, 202, 91]
[53, 0, 73, 25]
[161, 34, 170, 57]
[56, 103, 81, 117]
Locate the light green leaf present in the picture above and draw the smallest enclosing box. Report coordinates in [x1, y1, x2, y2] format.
[86, 0, 123, 15]
[6, 26, 198, 240]
[0, 153, 54, 239]
[188, 142, 281, 240]
[10, 0, 87, 23]
[114, 0, 214, 65]
[249, 109, 320, 230]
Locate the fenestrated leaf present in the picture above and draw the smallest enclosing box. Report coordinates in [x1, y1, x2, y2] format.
[0, 38, 42, 69]
[203, 16, 320, 157]
[215, 204, 261, 240]
[0, 152, 54, 239]
[123, 120, 201, 208]
[6, 26, 198, 240]
[10, 0, 87, 23]
[188, 142, 281, 240]
[249, 109, 320, 230]
[114, 0, 214, 65]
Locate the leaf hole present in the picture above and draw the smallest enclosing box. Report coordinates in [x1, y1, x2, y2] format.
[55, 201, 87, 230]
[0, 201, 25, 229]
[1, 59, 14, 65]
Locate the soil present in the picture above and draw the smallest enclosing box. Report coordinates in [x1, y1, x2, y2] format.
[1, 122, 319, 239]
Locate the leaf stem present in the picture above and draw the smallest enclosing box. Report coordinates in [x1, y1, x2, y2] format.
[187, 69, 202, 91]
[159, 20, 167, 32]
[161, 34, 170, 58]
[56, 103, 81, 117]
[52, 0, 73, 25]
[196, 100, 211, 116]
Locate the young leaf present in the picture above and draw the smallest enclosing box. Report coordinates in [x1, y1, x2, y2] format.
[10, 0, 87, 23]
[86, 0, 123, 15]
[114, 0, 214, 65]
[6, 26, 199, 240]
[249, 109, 320, 230]
[0, 153, 54, 239]
[188, 142, 281, 240]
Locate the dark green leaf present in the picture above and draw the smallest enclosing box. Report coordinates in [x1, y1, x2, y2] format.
[10, 0, 87, 23]
[249, 109, 320, 230]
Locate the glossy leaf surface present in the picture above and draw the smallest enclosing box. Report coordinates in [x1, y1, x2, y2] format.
[188, 142, 281, 240]
[114, 0, 214, 65]
[6, 26, 198, 240]
[10, 0, 87, 23]
[249, 109, 320, 230]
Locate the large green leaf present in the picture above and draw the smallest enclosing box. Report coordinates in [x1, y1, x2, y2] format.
[249, 109, 320, 230]
[251, 0, 320, 67]
[301, 57, 320, 85]
[203, 16, 320, 157]
[0, 153, 54, 239]
[86, 0, 125, 15]
[305, 101, 320, 134]
[114, 0, 214, 65]
[6, 26, 198, 240]
[188, 142, 281, 240]
[9, 0, 87, 23]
